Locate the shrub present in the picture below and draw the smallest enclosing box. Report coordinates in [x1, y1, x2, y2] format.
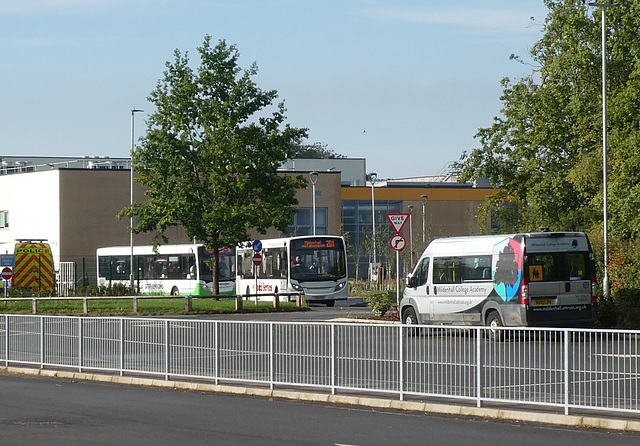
[364, 291, 395, 317]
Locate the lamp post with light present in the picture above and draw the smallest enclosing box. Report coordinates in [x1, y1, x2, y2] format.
[589, 1, 618, 300]
[309, 171, 318, 235]
[130, 108, 144, 294]
[420, 194, 428, 250]
[369, 173, 378, 274]
[407, 204, 414, 268]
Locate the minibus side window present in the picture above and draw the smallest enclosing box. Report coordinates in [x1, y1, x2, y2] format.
[434, 257, 461, 284]
[413, 257, 430, 287]
[461, 255, 492, 281]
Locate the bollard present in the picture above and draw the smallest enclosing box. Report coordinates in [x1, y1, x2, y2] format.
[185, 295, 192, 313]
[32, 297, 37, 314]
[133, 296, 138, 313]
[296, 292, 305, 308]
[235, 293, 243, 311]
[83, 297, 88, 314]
[273, 290, 280, 309]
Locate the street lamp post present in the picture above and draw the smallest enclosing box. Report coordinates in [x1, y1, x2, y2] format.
[369, 172, 378, 279]
[590, 1, 618, 300]
[407, 204, 414, 268]
[420, 194, 428, 250]
[309, 171, 318, 235]
[130, 108, 144, 294]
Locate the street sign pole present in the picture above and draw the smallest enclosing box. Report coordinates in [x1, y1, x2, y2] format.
[396, 250, 401, 305]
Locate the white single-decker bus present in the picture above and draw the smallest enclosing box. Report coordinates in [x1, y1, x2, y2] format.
[236, 235, 348, 306]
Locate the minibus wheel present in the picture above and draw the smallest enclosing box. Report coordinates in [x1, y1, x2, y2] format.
[403, 307, 417, 325]
[486, 311, 504, 341]
[402, 307, 420, 335]
[171, 287, 180, 296]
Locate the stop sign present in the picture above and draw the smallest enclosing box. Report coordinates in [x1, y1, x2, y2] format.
[252, 253, 262, 266]
[1, 267, 12, 280]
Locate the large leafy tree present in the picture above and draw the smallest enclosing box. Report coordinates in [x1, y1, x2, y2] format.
[120, 36, 307, 294]
[455, 0, 640, 240]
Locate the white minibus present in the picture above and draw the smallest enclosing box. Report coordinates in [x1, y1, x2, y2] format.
[400, 232, 598, 328]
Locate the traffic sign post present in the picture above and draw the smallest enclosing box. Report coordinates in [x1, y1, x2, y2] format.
[386, 213, 410, 234]
[1, 267, 11, 299]
[390, 234, 406, 252]
[1, 267, 12, 280]
[386, 213, 410, 305]
[252, 253, 262, 305]
[0, 254, 15, 267]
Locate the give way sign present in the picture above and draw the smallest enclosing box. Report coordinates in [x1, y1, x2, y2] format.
[386, 213, 410, 234]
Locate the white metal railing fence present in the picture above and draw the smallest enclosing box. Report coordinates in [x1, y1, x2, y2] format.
[0, 314, 638, 416]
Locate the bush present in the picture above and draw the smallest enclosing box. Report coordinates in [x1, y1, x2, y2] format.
[364, 291, 395, 317]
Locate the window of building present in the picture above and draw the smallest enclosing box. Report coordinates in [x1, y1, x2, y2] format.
[341, 200, 403, 280]
[287, 207, 328, 236]
[0, 211, 8, 229]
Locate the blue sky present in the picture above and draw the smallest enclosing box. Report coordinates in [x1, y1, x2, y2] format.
[1, 0, 549, 179]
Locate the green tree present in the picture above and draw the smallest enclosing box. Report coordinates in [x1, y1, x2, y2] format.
[120, 36, 307, 294]
[291, 141, 345, 159]
[454, 0, 640, 239]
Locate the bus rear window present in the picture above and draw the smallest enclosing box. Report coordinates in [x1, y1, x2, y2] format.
[527, 252, 589, 282]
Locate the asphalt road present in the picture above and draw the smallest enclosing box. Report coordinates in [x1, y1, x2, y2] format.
[194, 296, 376, 322]
[1, 373, 638, 446]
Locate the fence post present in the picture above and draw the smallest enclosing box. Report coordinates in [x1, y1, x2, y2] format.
[32, 297, 37, 314]
[214, 320, 220, 385]
[399, 324, 404, 401]
[165, 319, 170, 381]
[564, 329, 571, 415]
[476, 327, 482, 408]
[78, 318, 83, 373]
[119, 318, 124, 376]
[331, 323, 336, 395]
[235, 293, 243, 311]
[40, 316, 44, 368]
[4, 314, 8, 366]
[273, 290, 280, 309]
[269, 322, 274, 390]
[83, 297, 88, 314]
[185, 296, 192, 313]
[133, 296, 138, 313]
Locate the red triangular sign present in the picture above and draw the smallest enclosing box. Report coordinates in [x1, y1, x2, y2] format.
[386, 213, 409, 234]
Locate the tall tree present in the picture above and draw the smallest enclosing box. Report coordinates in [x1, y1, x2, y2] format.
[454, 0, 640, 239]
[120, 36, 307, 294]
[291, 141, 345, 159]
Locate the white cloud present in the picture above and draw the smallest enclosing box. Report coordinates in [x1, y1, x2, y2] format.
[358, 5, 541, 32]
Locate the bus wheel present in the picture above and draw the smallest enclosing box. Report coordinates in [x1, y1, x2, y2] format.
[171, 287, 180, 297]
[486, 311, 504, 341]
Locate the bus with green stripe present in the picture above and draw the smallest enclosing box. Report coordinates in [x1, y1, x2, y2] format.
[97, 244, 235, 296]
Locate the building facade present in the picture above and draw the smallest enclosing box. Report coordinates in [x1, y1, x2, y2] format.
[1, 156, 495, 286]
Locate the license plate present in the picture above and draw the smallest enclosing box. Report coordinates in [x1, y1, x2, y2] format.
[533, 299, 555, 306]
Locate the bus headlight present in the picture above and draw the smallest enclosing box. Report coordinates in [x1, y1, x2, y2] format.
[291, 283, 303, 291]
[334, 282, 345, 292]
